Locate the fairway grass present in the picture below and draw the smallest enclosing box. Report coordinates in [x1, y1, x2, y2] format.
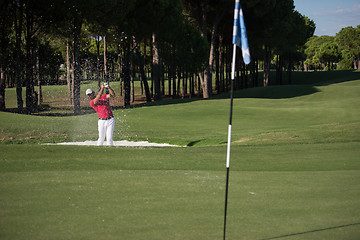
[0, 168, 359, 239]
[1, 71, 360, 239]
[0, 143, 359, 239]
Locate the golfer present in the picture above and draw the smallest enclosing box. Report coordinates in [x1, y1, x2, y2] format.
[86, 83, 115, 146]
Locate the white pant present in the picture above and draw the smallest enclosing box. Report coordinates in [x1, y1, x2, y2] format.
[97, 117, 115, 146]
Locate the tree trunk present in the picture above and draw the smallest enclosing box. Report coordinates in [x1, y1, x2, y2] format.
[197, 72, 208, 98]
[103, 34, 108, 82]
[25, 6, 36, 114]
[204, 23, 217, 97]
[130, 46, 135, 103]
[73, 14, 82, 115]
[219, 36, 224, 93]
[203, 19, 220, 98]
[123, 38, 131, 107]
[150, 38, 153, 97]
[215, 36, 220, 94]
[177, 70, 181, 96]
[168, 65, 172, 96]
[162, 68, 165, 96]
[66, 39, 72, 104]
[133, 38, 151, 103]
[249, 59, 256, 87]
[117, 47, 123, 96]
[198, 3, 223, 98]
[0, 8, 7, 110]
[287, 52, 292, 84]
[236, 56, 242, 89]
[241, 62, 246, 89]
[355, 56, 360, 70]
[36, 52, 42, 104]
[96, 35, 101, 88]
[254, 60, 259, 87]
[197, 3, 209, 98]
[172, 47, 176, 97]
[276, 55, 283, 85]
[152, 33, 162, 101]
[263, 45, 271, 87]
[219, 40, 224, 93]
[0, 3, 7, 110]
[0, 67, 4, 110]
[181, 73, 185, 99]
[15, 2, 24, 113]
[71, 61, 74, 104]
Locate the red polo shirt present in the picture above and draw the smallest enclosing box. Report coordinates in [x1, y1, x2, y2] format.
[90, 95, 113, 119]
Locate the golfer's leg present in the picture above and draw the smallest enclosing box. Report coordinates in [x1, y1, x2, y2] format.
[106, 118, 115, 146]
[97, 120, 106, 145]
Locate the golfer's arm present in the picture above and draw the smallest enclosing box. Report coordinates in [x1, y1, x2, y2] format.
[107, 87, 115, 98]
[93, 90, 103, 104]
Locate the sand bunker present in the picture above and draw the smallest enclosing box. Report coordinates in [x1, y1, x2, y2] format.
[44, 140, 180, 147]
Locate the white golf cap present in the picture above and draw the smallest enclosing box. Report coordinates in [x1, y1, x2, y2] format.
[86, 89, 93, 95]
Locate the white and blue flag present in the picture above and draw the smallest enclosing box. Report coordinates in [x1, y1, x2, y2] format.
[232, 0, 250, 65]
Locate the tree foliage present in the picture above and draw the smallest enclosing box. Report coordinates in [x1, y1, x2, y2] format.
[335, 26, 360, 70]
[0, 0, 358, 114]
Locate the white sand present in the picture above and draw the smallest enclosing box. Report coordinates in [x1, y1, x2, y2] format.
[44, 140, 180, 147]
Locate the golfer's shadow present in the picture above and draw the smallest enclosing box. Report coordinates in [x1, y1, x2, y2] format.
[260, 222, 360, 240]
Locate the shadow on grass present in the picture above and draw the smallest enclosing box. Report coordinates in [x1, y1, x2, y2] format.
[4, 106, 96, 117]
[128, 84, 320, 108]
[4, 70, 359, 116]
[260, 222, 360, 240]
[135, 71, 359, 105]
[232, 84, 320, 99]
[186, 140, 203, 146]
[0, 85, 328, 116]
[292, 70, 360, 86]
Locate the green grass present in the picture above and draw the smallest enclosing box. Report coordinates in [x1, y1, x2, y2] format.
[0, 70, 360, 239]
[0, 144, 359, 239]
[1, 169, 358, 240]
[2, 72, 360, 146]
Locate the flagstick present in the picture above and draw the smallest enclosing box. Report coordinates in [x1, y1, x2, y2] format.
[223, 44, 237, 240]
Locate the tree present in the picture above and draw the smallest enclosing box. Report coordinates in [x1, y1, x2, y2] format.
[159, 19, 209, 97]
[24, 3, 37, 113]
[266, 0, 295, 86]
[316, 40, 341, 71]
[38, 0, 74, 104]
[3, 0, 351, 113]
[46, 0, 109, 114]
[151, 33, 162, 100]
[181, 0, 229, 98]
[239, 0, 293, 87]
[338, 50, 355, 70]
[336, 26, 360, 69]
[132, 0, 186, 101]
[14, 0, 59, 113]
[305, 35, 333, 71]
[0, 0, 13, 110]
[133, 37, 152, 103]
[15, 0, 24, 113]
[282, 11, 315, 84]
